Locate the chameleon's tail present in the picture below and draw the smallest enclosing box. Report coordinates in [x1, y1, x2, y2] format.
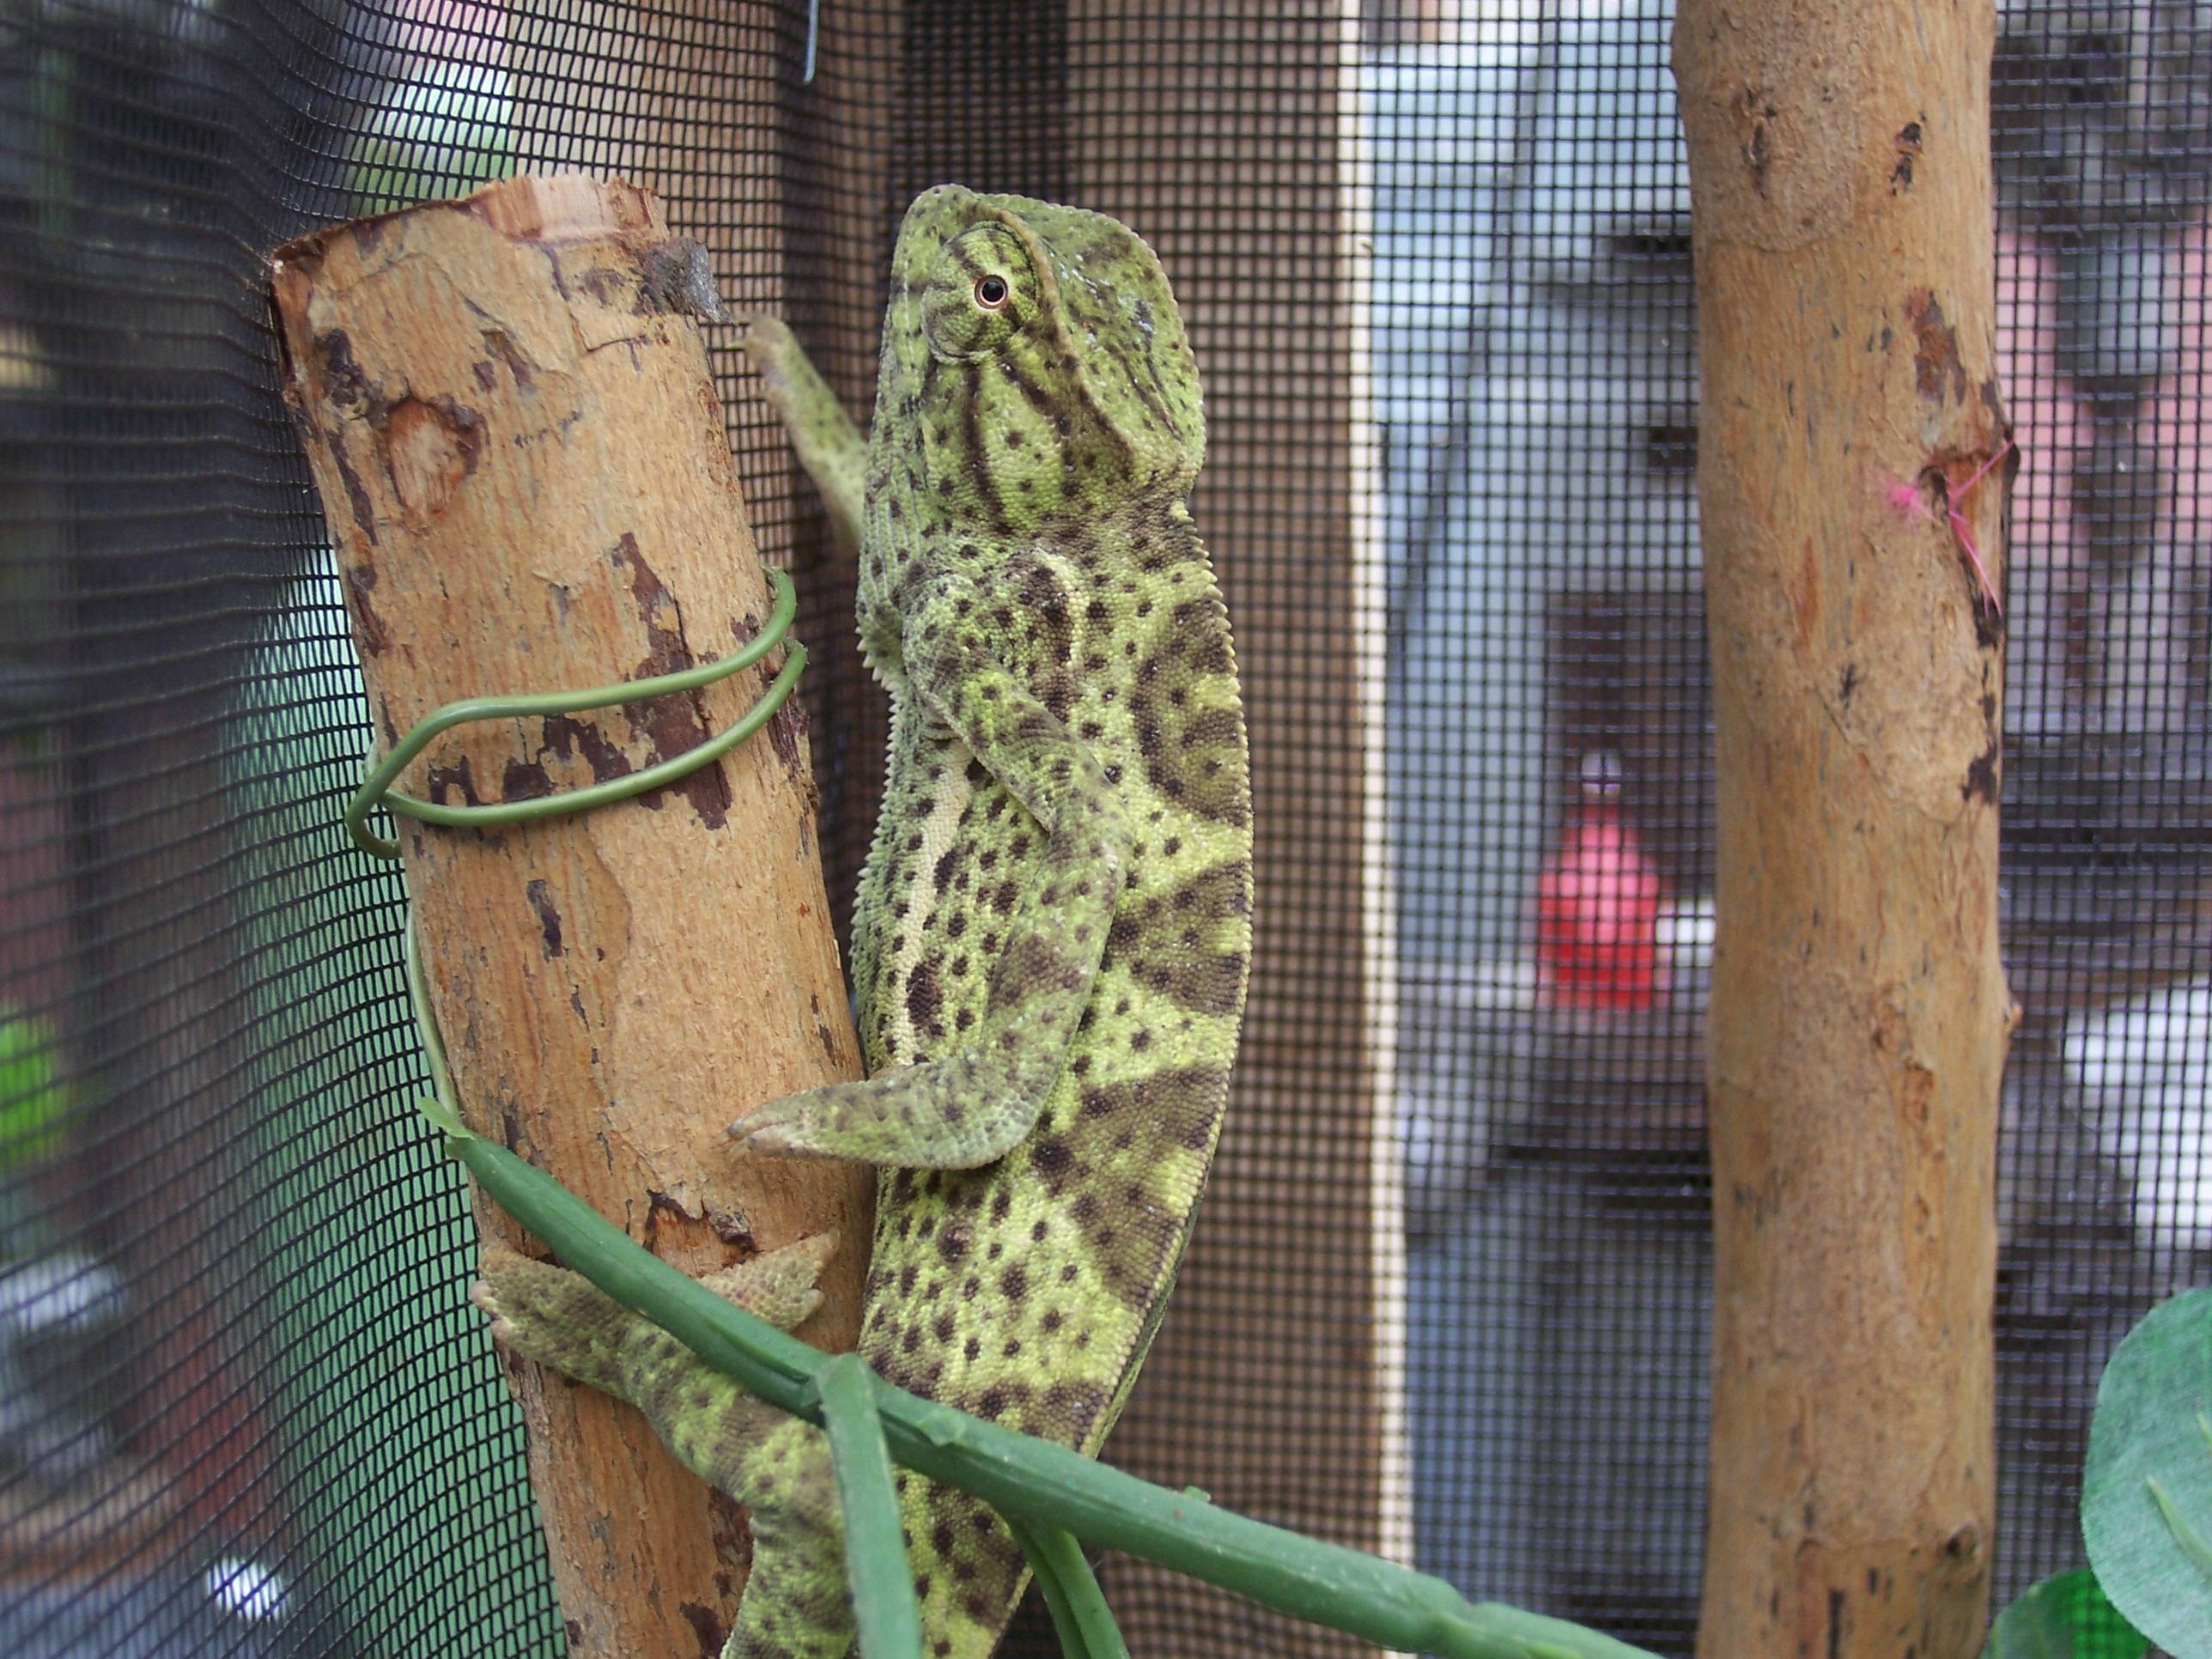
[723, 1421, 857, 1659]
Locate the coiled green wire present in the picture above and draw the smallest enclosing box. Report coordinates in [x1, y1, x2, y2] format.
[344, 566, 805, 861]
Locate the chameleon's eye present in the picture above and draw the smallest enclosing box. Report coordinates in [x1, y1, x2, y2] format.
[921, 222, 1036, 362]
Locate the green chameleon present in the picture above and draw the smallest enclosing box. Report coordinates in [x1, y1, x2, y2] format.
[473, 184, 1252, 1659]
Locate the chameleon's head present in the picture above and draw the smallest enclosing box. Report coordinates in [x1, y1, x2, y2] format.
[874, 185, 1204, 536]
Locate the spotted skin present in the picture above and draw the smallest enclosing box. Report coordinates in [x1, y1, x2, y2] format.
[477, 185, 1250, 1659]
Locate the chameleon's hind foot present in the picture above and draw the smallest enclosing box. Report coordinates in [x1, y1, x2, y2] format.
[472, 1231, 836, 1391]
[474, 1231, 836, 1358]
[473, 1233, 842, 1497]
[471, 1246, 638, 1395]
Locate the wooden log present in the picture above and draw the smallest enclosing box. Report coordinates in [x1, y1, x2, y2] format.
[270, 174, 873, 1659]
[1672, 5, 2014, 1656]
[507, 0, 900, 950]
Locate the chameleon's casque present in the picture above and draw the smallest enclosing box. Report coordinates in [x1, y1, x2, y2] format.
[476, 185, 1251, 1659]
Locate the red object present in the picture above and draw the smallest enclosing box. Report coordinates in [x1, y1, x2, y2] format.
[1536, 774, 1664, 1012]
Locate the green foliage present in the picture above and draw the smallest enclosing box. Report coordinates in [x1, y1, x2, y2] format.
[348, 62, 513, 216]
[1983, 1570, 2147, 1659]
[0, 1014, 68, 1170]
[2083, 1285, 2212, 1656]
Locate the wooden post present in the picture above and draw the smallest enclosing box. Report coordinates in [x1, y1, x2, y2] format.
[270, 175, 873, 1659]
[504, 0, 904, 946]
[1673, 5, 2014, 1656]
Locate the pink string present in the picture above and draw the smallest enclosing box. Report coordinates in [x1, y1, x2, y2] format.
[1886, 439, 2014, 615]
[1944, 439, 2013, 615]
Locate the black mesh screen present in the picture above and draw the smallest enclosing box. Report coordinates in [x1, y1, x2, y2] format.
[0, 0, 2203, 1655]
[1376, 14, 1712, 1647]
[1987, 0, 2212, 1619]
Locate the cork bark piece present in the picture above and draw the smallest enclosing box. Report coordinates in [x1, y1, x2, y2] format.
[271, 173, 873, 1659]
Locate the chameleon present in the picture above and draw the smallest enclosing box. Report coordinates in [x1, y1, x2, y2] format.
[473, 183, 1252, 1659]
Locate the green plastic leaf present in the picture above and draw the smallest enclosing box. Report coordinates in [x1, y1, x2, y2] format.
[2083, 1286, 2212, 1656]
[1982, 1570, 2147, 1659]
[817, 1355, 924, 1659]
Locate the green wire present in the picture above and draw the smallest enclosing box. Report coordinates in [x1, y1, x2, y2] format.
[344, 566, 804, 860]
[816, 1353, 927, 1659]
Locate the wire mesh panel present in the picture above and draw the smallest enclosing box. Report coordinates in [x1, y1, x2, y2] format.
[1990, 0, 2212, 1607]
[0, 0, 574, 1650]
[1369, 0, 2208, 1647]
[0, 0, 2204, 1654]
[1365, 9, 1712, 1646]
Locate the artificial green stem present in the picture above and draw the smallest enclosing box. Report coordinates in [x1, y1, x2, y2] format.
[1005, 1514, 1097, 1659]
[1008, 1516, 1129, 1659]
[445, 1132, 1658, 1659]
[817, 1352, 925, 1659]
[403, 921, 468, 1139]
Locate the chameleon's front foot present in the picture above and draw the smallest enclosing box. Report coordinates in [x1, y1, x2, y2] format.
[736, 314, 864, 550]
[727, 1077, 895, 1161]
[731, 1049, 1047, 1170]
